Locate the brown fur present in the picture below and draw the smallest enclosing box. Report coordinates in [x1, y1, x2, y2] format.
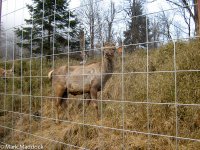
[48, 43, 116, 123]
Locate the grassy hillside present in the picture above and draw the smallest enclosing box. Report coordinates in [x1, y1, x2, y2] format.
[0, 39, 200, 149]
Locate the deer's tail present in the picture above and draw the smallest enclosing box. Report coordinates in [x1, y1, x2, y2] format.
[48, 70, 54, 80]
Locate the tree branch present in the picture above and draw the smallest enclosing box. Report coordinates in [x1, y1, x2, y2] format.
[165, 0, 195, 20]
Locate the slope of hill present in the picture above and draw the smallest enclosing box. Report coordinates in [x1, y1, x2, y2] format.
[0, 39, 200, 149]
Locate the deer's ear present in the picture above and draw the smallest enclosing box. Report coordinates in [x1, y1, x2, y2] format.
[103, 42, 109, 47]
[8, 69, 13, 73]
[2, 70, 6, 76]
[11, 66, 14, 72]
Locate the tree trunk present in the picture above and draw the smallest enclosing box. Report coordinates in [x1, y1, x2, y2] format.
[198, 0, 200, 35]
[90, 0, 94, 57]
[166, 0, 200, 35]
[47, 16, 52, 61]
[90, 17, 94, 57]
[108, 22, 112, 42]
[80, 29, 85, 51]
[193, 0, 199, 35]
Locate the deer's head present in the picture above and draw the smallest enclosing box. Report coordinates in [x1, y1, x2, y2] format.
[103, 42, 116, 58]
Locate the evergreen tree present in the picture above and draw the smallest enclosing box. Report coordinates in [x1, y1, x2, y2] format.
[15, 0, 79, 57]
[123, 0, 150, 51]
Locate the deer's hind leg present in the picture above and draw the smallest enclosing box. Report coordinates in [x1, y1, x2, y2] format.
[61, 91, 70, 121]
[90, 87, 99, 120]
[55, 87, 67, 124]
[85, 93, 91, 106]
[80, 93, 92, 118]
[77, 93, 91, 109]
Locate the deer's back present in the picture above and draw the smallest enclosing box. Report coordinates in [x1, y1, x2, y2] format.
[67, 62, 102, 92]
[52, 63, 102, 94]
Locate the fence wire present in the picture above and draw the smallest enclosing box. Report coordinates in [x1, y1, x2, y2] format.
[0, 0, 200, 149]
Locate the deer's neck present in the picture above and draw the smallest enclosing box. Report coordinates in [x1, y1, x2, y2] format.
[102, 57, 114, 74]
[99, 57, 114, 88]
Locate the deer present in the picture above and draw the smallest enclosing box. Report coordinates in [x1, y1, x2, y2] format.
[48, 42, 116, 123]
[0, 66, 14, 78]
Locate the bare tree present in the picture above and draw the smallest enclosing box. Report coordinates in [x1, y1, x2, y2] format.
[79, 0, 101, 56]
[96, 7, 103, 44]
[179, 5, 192, 37]
[89, 0, 95, 53]
[158, 9, 174, 40]
[150, 17, 160, 48]
[79, 28, 85, 52]
[78, 0, 118, 53]
[174, 21, 183, 39]
[105, 1, 116, 42]
[165, 0, 200, 35]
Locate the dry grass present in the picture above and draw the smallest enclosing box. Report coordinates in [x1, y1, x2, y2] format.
[0, 39, 200, 149]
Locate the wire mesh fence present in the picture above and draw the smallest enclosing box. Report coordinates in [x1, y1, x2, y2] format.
[0, 0, 200, 149]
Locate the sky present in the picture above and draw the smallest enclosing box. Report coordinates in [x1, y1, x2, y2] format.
[0, 0, 193, 59]
[1, 0, 167, 30]
[2, 0, 30, 30]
